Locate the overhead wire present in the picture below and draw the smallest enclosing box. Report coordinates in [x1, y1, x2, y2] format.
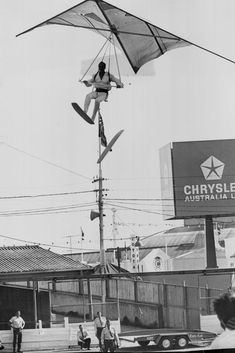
[0, 233, 99, 252]
[0, 189, 95, 200]
[105, 202, 171, 217]
[4, 142, 91, 180]
[116, 214, 138, 236]
[0, 202, 97, 217]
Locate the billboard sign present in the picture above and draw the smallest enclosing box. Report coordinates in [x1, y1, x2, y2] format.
[159, 143, 175, 219]
[160, 139, 235, 219]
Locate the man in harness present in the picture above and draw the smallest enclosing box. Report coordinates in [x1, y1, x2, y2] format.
[83, 61, 124, 122]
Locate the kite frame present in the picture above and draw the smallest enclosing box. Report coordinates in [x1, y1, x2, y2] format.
[16, 0, 235, 70]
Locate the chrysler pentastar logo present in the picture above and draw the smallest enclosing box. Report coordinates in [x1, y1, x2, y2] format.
[200, 156, 225, 180]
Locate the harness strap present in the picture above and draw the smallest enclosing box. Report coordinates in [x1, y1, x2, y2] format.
[96, 88, 109, 93]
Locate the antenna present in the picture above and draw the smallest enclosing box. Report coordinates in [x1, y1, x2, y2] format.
[112, 208, 118, 248]
[63, 234, 80, 255]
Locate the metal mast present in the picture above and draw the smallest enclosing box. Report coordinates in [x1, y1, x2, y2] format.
[98, 121, 106, 271]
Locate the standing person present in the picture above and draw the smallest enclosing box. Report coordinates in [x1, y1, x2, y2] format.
[210, 292, 235, 349]
[9, 310, 25, 353]
[94, 311, 105, 349]
[77, 324, 91, 350]
[101, 319, 119, 352]
[83, 61, 124, 122]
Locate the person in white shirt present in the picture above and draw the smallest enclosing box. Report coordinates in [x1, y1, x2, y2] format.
[94, 311, 106, 349]
[9, 311, 25, 353]
[210, 292, 235, 349]
[77, 324, 91, 350]
[101, 319, 119, 352]
[83, 61, 124, 122]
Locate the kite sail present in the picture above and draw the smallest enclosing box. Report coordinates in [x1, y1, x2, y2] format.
[16, 0, 235, 73]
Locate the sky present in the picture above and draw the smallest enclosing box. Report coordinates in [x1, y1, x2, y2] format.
[0, 0, 235, 254]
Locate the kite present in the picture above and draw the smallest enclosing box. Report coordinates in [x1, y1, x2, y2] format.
[16, 0, 235, 74]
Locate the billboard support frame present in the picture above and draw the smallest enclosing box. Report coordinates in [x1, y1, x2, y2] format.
[205, 216, 218, 269]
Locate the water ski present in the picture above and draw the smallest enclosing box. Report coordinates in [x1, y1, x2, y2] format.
[97, 130, 124, 164]
[71, 102, 94, 125]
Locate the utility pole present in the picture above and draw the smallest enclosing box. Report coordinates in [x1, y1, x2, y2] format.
[98, 139, 106, 271]
[93, 111, 124, 307]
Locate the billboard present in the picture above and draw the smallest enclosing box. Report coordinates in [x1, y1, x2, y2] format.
[159, 143, 175, 219]
[160, 139, 235, 219]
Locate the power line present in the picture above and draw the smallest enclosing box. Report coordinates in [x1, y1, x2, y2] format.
[0, 202, 97, 217]
[0, 233, 99, 251]
[105, 202, 169, 216]
[4, 142, 91, 180]
[106, 198, 235, 208]
[0, 189, 95, 200]
[109, 174, 235, 180]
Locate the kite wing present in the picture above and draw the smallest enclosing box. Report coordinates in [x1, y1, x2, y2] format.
[16, 0, 234, 72]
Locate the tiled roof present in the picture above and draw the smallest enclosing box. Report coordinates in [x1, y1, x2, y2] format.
[66, 248, 154, 264]
[0, 245, 91, 273]
[173, 247, 226, 259]
[143, 231, 198, 248]
[93, 263, 130, 275]
[67, 251, 115, 264]
[65, 226, 234, 264]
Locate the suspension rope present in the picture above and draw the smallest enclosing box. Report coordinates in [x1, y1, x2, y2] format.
[107, 39, 112, 72]
[101, 37, 111, 63]
[112, 32, 122, 81]
[79, 36, 111, 82]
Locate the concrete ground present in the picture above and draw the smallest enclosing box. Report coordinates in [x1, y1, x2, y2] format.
[3, 323, 215, 352]
[3, 340, 212, 353]
[4, 347, 100, 353]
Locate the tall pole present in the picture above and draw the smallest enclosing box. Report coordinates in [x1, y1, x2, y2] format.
[98, 125, 106, 270]
[95, 112, 124, 309]
[98, 111, 106, 306]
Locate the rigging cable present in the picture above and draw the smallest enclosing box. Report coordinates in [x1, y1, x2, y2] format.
[4, 142, 90, 180]
[79, 35, 112, 81]
[112, 32, 122, 81]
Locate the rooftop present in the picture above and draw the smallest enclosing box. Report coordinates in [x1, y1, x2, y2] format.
[0, 245, 91, 274]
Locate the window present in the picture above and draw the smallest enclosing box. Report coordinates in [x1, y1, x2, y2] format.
[153, 256, 162, 270]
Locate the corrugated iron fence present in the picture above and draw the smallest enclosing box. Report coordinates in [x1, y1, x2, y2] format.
[51, 278, 200, 329]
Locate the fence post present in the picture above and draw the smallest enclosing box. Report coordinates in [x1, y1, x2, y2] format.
[183, 281, 188, 329]
[38, 320, 42, 329]
[134, 280, 138, 303]
[52, 279, 56, 292]
[205, 284, 210, 315]
[106, 278, 110, 299]
[48, 284, 52, 328]
[79, 279, 84, 295]
[87, 279, 94, 320]
[116, 279, 120, 320]
[163, 280, 168, 327]
[33, 280, 38, 329]
[64, 317, 69, 328]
